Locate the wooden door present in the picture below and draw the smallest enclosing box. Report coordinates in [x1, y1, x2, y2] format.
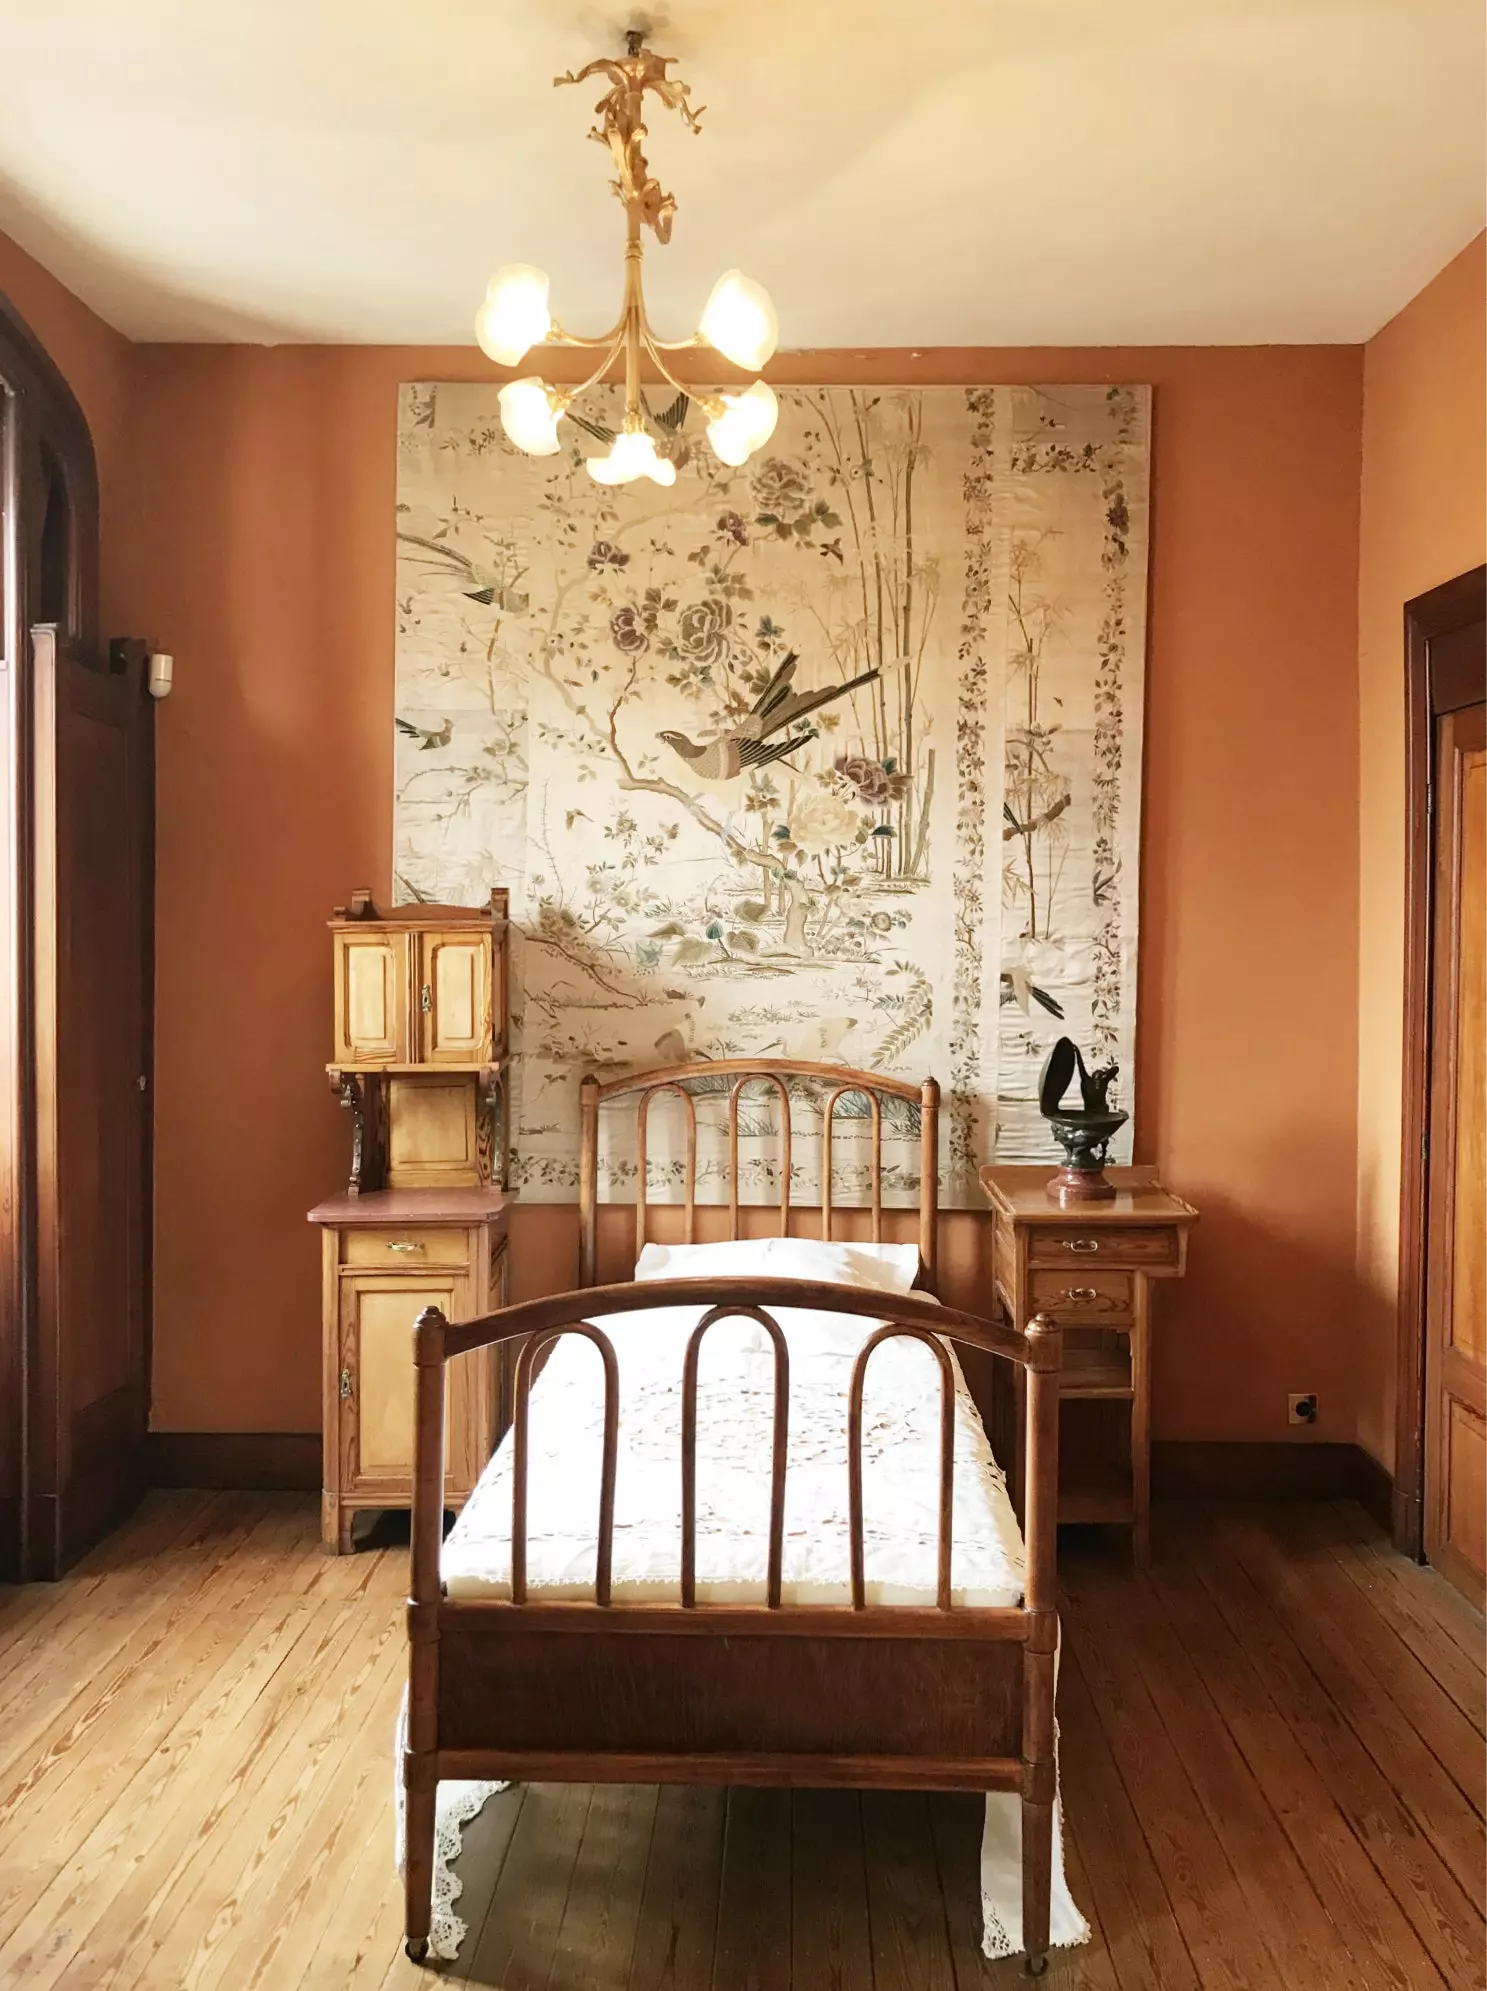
[418, 929, 492, 1064]
[1424, 700, 1486, 1600]
[333, 930, 407, 1065]
[339, 1269, 482, 1500]
[29, 626, 152, 1575]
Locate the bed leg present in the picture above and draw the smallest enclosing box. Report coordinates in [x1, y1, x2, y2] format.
[1022, 1786, 1052, 1974]
[1021, 1325, 1060, 1977]
[403, 1748, 436, 1963]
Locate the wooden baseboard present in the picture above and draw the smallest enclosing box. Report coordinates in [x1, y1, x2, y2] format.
[1152, 1440, 1395, 1514]
[1353, 1447, 1395, 1533]
[146, 1431, 319, 1492]
[144, 1432, 1397, 1518]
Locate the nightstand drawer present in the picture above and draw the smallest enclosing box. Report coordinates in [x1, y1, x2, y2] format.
[339, 1226, 471, 1269]
[1027, 1225, 1177, 1269]
[1029, 1269, 1134, 1321]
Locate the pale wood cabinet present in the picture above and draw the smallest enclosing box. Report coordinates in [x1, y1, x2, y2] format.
[310, 1188, 512, 1552]
[318, 891, 516, 1550]
[327, 889, 509, 1196]
[980, 1164, 1197, 1568]
[329, 889, 508, 1073]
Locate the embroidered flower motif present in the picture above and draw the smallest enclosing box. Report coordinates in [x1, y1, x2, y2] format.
[609, 605, 649, 655]
[716, 510, 748, 546]
[749, 456, 808, 517]
[835, 754, 911, 805]
[677, 597, 733, 664]
[787, 789, 863, 855]
[587, 540, 630, 571]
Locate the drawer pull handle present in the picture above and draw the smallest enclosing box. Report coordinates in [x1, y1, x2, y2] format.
[1064, 1287, 1100, 1303]
[387, 1240, 424, 1254]
[1064, 1238, 1100, 1254]
[339, 1367, 353, 1399]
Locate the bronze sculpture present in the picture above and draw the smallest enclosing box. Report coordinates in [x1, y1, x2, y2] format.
[1037, 1037, 1128, 1204]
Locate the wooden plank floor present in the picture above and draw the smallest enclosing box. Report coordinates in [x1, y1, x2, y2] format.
[0, 1494, 1480, 1989]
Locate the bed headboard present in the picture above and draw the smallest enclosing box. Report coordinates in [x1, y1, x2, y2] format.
[576, 1060, 940, 1293]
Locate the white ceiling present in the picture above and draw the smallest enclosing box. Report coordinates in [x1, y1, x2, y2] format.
[0, 0, 1481, 347]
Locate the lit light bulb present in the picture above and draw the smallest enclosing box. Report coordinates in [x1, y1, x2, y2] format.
[498, 377, 563, 455]
[705, 380, 779, 467]
[586, 429, 677, 487]
[698, 270, 779, 371]
[475, 264, 552, 366]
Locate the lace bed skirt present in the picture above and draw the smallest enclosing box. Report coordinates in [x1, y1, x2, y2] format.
[393, 1693, 1089, 1963]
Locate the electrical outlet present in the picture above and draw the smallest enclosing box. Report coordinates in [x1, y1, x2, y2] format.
[1288, 1393, 1318, 1426]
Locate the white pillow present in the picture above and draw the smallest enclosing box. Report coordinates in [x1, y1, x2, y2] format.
[634, 1239, 772, 1282]
[635, 1234, 920, 1294]
[633, 1235, 923, 1357]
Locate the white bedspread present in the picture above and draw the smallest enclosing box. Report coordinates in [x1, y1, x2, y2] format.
[407, 1283, 1088, 1964]
[442, 1295, 1026, 1607]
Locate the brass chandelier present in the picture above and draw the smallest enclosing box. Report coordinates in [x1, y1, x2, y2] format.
[476, 32, 780, 486]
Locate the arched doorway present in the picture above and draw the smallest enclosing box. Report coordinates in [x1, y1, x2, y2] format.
[0, 290, 153, 1579]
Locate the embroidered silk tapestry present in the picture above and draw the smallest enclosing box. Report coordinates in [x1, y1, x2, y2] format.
[394, 382, 1150, 1206]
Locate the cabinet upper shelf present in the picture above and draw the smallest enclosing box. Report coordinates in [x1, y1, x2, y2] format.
[330, 888, 509, 1072]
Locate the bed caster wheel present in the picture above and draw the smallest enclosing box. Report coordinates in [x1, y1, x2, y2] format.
[405, 1937, 430, 1964]
[1025, 1956, 1048, 1978]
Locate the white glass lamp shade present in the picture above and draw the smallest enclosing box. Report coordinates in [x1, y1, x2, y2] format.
[586, 429, 677, 487]
[498, 377, 563, 455]
[475, 264, 552, 366]
[698, 270, 779, 371]
[706, 380, 779, 467]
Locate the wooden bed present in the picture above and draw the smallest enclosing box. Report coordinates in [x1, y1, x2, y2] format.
[401, 1060, 1063, 1973]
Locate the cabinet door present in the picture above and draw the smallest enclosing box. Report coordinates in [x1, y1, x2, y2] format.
[334, 931, 408, 1065]
[339, 1269, 472, 1499]
[417, 930, 492, 1064]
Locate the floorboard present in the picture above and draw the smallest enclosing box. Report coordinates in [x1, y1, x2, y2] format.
[0, 1492, 1478, 1989]
[626, 1784, 726, 1991]
[1181, 1509, 1485, 1989]
[1062, 1545, 1363, 1991]
[713, 1787, 793, 1991]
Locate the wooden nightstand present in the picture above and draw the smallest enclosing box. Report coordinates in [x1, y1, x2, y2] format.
[979, 1164, 1198, 1566]
[308, 1187, 512, 1552]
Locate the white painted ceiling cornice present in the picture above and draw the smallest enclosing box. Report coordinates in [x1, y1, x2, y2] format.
[0, 0, 1481, 346]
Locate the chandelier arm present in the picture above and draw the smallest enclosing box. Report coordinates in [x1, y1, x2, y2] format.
[638, 326, 724, 413]
[544, 319, 627, 351]
[564, 332, 630, 403]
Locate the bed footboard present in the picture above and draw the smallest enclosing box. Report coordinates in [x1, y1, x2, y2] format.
[401, 1280, 1061, 1970]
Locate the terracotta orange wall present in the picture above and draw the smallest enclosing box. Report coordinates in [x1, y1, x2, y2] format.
[1354, 234, 1487, 1471]
[105, 341, 1365, 1438]
[0, 229, 1371, 1439]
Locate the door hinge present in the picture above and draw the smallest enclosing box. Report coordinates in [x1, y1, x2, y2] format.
[339, 1367, 353, 1400]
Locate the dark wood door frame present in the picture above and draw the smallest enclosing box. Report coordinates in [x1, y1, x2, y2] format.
[0, 288, 155, 1579]
[1394, 563, 1486, 1558]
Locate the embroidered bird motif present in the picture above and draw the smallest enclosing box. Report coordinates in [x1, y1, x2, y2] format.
[658, 653, 880, 781]
[395, 716, 453, 751]
[396, 531, 530, 612]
